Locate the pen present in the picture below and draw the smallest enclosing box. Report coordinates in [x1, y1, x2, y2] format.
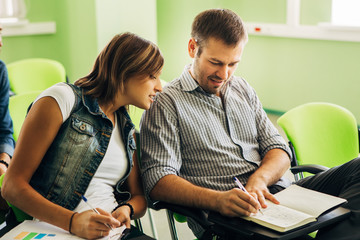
[233, 177, 264, 215]
[81, 195, 114, 230]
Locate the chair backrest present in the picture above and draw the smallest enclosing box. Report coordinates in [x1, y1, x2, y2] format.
[7, 58, 67, 95]
[129, 106, 145, 131]
[9, 91, 42, 141]
[277, 102, 359, 171]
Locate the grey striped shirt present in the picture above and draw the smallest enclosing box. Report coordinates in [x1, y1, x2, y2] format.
[140, 65, 291, 236]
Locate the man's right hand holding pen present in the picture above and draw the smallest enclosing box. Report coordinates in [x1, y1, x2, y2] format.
[234, 177, 264, 215]
[213, 176, 277, 218]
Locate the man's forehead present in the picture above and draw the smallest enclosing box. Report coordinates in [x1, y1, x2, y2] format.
[201, 40, 244, 63]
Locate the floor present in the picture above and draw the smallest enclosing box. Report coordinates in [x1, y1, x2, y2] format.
[136, 113, 294, 240]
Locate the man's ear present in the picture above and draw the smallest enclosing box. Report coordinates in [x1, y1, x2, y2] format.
[188, 38, 197, 58]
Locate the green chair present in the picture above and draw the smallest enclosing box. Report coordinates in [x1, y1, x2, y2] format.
[7, 58, 67, 95]
[9, 91, 42, 141]
[129, 106, 145, 131]
[277, 102, 359, 180]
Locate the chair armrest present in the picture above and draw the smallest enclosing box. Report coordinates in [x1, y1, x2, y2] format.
[290, 164, 330, 175]
[152, 201, 213, 229]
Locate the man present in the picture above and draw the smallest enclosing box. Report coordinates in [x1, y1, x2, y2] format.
[0, 24, 15, 177]
[140, 9, 360, 239]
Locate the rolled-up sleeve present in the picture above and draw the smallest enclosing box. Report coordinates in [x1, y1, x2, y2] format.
[139, 93, 181, 202]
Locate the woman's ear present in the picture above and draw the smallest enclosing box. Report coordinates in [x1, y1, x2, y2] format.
[188, 38, 197, 58]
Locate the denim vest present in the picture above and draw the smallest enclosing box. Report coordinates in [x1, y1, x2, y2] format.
[29, 84, 136, 210]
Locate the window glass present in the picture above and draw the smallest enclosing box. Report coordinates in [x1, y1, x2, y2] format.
[332, 0, 360, 26]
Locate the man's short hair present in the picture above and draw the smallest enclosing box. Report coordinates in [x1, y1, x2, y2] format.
[191, 9, 248, 54]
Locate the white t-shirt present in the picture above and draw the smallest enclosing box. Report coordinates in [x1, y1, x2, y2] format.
[34, 83, 129, 213]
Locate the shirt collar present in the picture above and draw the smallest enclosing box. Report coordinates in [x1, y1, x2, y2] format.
[180, 64, 201, 92]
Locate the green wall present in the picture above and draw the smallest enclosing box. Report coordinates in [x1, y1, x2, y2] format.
[2, 0, 158, 83]
[2, 0, 359, 122]
[157, 0, 360, 123]
[1, 0, 98, 83]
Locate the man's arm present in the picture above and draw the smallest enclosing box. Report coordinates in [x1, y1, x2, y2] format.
[242, 80, 291, 207]
[150, 174, 261, 217]
[245, 148, 291, 208]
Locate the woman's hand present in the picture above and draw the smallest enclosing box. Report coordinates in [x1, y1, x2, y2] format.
[112, 205, 132, 228]
[71, 209, 120, 239]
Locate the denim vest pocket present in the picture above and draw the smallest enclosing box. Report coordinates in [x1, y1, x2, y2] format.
[71, 118, 96, 140]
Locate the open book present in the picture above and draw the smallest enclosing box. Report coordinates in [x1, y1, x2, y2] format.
[242, 185, 347, 232]
[1, 219, 127, 240]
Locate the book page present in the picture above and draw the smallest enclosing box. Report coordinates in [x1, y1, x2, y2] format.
[2, 220, 126, 240]
[243, 201, 316, 232]
[275, 185, 347, 217]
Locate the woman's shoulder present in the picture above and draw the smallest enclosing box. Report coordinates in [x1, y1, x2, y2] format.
[35, 83, 74, 101]
[35, 83, 76, 122]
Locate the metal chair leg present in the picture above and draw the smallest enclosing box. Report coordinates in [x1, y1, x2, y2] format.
[147, 209, 158, 239]
[134, 218, 143, 232]
[166, 210, 178, 240]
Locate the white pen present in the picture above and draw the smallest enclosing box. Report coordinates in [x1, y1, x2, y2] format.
[233, 177, 264, 215]
[81, 195, 114, 230]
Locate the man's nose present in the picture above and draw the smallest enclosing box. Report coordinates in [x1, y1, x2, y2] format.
[216, 65, 229, 80]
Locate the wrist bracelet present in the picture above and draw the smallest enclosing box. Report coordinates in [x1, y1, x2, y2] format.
[0, 160, 9, 168]
[115, 203, 134, 219]
[69, 212, 77, 234]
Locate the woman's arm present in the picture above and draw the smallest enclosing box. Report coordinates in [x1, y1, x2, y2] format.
[2, 97, 120, 239]
[112, 140, 147, 228]
[126, 150, 147, 219]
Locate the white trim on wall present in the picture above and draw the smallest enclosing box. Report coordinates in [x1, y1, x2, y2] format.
[246, 22, 360, 42]
[246, 0, 360, 42]
[2, 22, 56, 37]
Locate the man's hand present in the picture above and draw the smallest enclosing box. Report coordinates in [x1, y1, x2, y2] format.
[245, 177, 279, 209]
[215, 188, 262, 217]
[243, 148, 290, 208]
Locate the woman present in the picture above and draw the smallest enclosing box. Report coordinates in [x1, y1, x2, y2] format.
[1, 32, 163, 239]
